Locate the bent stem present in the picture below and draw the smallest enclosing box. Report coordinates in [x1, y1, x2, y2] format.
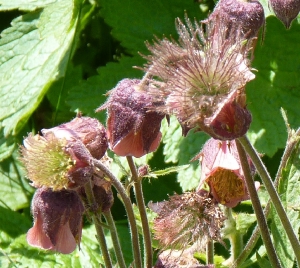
[238, 136, 300, 266]
[93, 158, 142, 268]
[233, 128, 300, 267]
[127, 156, 153, 268]
[103, 211, 127, 268]
[84, 180, 112, 268]
[235, 140, 282, 268]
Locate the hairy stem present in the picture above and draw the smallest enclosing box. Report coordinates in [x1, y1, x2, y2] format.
[234, 130, 300, 267]
[93, 158, 142, 268]
[206, 240, 214, 265]
[84, 180, 112, 268]
[236, 139, 282, 268]
[238, 136, 300, 266]
[127, 156, 153, 268]
[103, 211, 127, 268]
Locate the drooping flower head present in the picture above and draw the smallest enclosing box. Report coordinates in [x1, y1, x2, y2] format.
[269, 0, 300, 29]
[143, 15, 254, 139]
[208, 0, 265, 40]
[96, 78, 165, 158]
[150, 191, 225, 251]
[197, 138, 258, 207]
[27, 188, 84, 254]
[21, 116, 108, 190]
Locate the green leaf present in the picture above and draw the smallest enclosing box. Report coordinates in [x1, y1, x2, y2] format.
[256, 251, 272, 268]
[235, 213, 257, 234]
[247, 17, 300, 156]
[0, 0, 56, 11]
[0, 225, 104, 268]
[0, 0, 79, 137]
[100, 0, 209, 55]
[162, 116, 209, 191]
[0, 153, 32, 211]
[0, 131, 16, 162]
[270, 140, 300, 267]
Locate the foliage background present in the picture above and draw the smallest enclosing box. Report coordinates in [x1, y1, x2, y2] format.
[0, 0, 300, 267]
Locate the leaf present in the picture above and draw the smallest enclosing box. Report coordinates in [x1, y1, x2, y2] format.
[0, 131, 16, 162]
[162, 117, 209, 191]
[0, 0, 79, 137]
[100, 0, 209, 55]
[0, 225, 104, 268]
[247, 17, 300, 156]
[270, 140, 300, 267]
[0, 152, 32, 211]
[0, 0, 56, 11]
[235, 213, 257, 234]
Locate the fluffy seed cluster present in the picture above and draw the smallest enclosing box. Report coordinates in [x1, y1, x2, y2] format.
[143, 15, 254, 138]
[152, 191, 225, 250]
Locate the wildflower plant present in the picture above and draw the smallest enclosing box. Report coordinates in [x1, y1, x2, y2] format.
[1, 0, 300, 268]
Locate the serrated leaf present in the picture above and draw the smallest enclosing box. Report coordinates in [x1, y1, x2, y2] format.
[270, 140, 300, 267]
[162, 117, 209, 191]
[0, 225, 104, 268]
[235, 213, 257, 234]
[247, 17, 300, 156]
[100, 0, 209, 55]
[0, 0, 79, 137]
[0, 0, 56, 11]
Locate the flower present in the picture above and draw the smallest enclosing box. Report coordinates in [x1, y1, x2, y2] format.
[150, 191, 225, 250]
[270, 0, 300, 29]
[21, 116, 108, 190]
[96, 78, 165, 158]
[27, 188, 84, 254]
[197, 138, 258, 208]
[143, 15, 254, 139]
[208, 0, 265, 40]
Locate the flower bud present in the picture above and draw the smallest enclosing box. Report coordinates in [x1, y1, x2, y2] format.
[96, 79, 165, 158]
[209, 0, 265, 39]
[269, 0, 300, 29]
[27, 188, 84, 254]
[197, 138, 259, 207]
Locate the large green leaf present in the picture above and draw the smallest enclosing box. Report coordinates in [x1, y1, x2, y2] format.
[247, 16, 300, 156]
[0, 0, 79, 137]
[270, 140, 300, 267]
[0, 0, 56, 11]
[100, 0, 209, 55]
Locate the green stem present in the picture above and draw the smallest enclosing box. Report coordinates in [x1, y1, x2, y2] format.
[206, 240, 214, 265]
[93, 158, 142, 268]
[236, 139, 282, 268]
[238, 136, 300, 266]
[84, 180, 112, 268]
[222, 208, 243, 266]
[126, 156, 153, 268]
[103, 211, 127, 268]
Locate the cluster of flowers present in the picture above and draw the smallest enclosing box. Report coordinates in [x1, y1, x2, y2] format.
[20, 0, 300, 264]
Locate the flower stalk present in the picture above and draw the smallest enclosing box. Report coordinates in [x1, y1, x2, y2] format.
[238, 135, 300, 266]
[235, 139, 282, 268]
[127, 156, 153, 268]
[92, 158, 142, 268]
[84, 180, 112, 268]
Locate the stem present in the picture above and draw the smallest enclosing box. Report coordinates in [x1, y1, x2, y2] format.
[127, 156, 153, 268]
[238, 136, 300, 266]
[236, 139, 282, 268]
[93, 158, 142, 268]
[103, 211, 127, 268]
[206, 240, 214, 265]
[234, 130, 300, 267]
[84, 180, 112, 268]
[222, 208, 243, 266]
